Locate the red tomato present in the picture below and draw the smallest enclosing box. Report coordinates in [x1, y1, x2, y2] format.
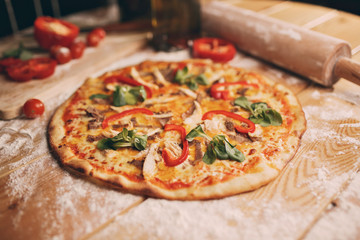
[192, 37, 236, 62]
[92, 28, 106, 39]
[23, 98, 45, 118]
[50, 45, 72, 64]
[0, 57, 23, 72]
[70, 40, 86, 59]
[29, 57, 57, 79]
[34, 16, 79, 49]
[7, 61, 35, 82]
[86, 32, 101, 47]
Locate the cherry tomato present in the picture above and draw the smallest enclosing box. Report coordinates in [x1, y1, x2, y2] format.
[92, 28, 106, 39]
[86, 28, 106, 47]
[70, 40, 86, 59]
[7, 61, 35, 82]
[86, 32, 101, 47]
[0, 57, 22, 72]
[23, 98, 45, 118]
[50, 45, 72, 64]
[192, 37, 236, 62]
[29, 57, 57, 79]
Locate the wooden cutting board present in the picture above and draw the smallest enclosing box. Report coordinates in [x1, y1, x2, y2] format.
[0, 32, 147, 120]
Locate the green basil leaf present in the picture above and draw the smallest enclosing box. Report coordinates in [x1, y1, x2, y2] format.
[124, 91, 138, 105]
[90, 94, 110, 100]
[186, 79, 198, 90]
[234, 96, 252, 112]
[265, 109, 283, 126]
[113, 86, 124, 107]
[127, 129, 137, 139]
[97, 138, 115, 150]
[224, 140, 245, 162]
[112, 141, 132, 148]
[174, 66, 190, 84]
[202, 143, 216, 165]
[185, 125, 211, 141]
[195, 74, 209, 85]
[129, 86, 147, 101]
[97, 128, 147, 151]
[214, 143, 228, 160]
[133, 135, 148, 151]
[251, 102, 268, 117]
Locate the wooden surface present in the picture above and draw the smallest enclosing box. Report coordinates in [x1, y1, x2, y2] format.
[1, 1, 360, 239]
[0, 32, 147, 120]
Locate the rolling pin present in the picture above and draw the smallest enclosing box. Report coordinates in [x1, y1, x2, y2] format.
[201, 1, 360, 87]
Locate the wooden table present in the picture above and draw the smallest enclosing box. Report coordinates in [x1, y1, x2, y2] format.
[1, 1, 360, 239]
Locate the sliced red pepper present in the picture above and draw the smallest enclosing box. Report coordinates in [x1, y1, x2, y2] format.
[0, 57, 22, 72]
[6, 57, 57, 82]
[34, 16, 79, 49]
[202, 110, 255, 133]
[162, 124, 189, 167]
[210, 81, 259, 100]
[193, 37, 236, 62]
[29, 57, 57, 79]
[6, 61, 35, 82]
[102, 108, 153, 129]
[104, 75, 152, 98]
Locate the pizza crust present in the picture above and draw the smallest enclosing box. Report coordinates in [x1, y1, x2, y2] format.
[48, 60, 306, 200]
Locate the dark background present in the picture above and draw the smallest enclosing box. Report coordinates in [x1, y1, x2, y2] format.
[0, 0, 359, 38]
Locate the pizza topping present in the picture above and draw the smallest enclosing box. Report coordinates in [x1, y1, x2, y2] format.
[85, 106, 104, 120]
[202, 110, 255, 134]
[192, 37, 236, 62]
[173, 66, 209, 90]
[130, 67, 159, 90]
[162, 124, 189, 167]
[210, 81, 259, 100]
[183, 101, 202, 129]
[102, 108, 154, 129]
[153, 67, 170, 86]
[248, 124, 263, 141]
[234, 96, 283, 127]
[97, 128, 148, 151]
[178, 87, 198, 99]
[104, 75, 152, 99]
[185, 125, 245, 164]
[113, 86, 147, 107]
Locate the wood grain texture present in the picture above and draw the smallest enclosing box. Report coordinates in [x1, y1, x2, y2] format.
[0, 33, 147, 120]
[1, 1, 360, 239]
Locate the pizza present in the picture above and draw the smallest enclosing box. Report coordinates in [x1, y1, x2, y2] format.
[48, 59, 306, 200]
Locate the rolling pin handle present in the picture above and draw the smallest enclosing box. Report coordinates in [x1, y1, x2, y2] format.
[334, 57, 360, 86]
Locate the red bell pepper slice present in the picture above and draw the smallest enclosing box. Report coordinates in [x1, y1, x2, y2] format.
[202, 110, 255, 133]
[0, 57, 22, 72]
[6, 57, 57, 82]
[34, 16, 79, 49]
[6, 61, 35, 82]
[29, 57, 57, 79]
[192, 37, 236, 62]
[210, 81, 259, 100]
[102, 108, 153, 129]
[104, 75, 152, 98]
[162, 124, 189, 167]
